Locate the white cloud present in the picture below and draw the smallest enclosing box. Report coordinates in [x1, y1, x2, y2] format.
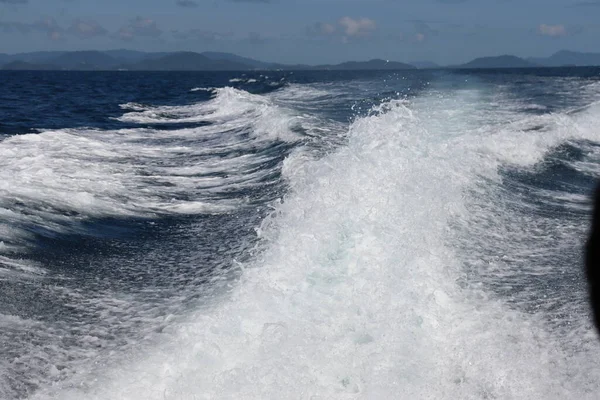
[172, 29, 232, 41]
[338, 16, 376, 37]
[117, 17, 162, 41]
[33, 17, 63, 40]
[319, 23, 336, 35]
[538, 24, 566, 37]
[68, 19, 107, 39]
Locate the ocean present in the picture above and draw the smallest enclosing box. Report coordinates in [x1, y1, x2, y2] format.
[1, 68, 600, 399]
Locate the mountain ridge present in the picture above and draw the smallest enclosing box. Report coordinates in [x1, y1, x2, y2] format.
[1, 49, 600, 71]
[0, 50, 418, 71]
[528, 50, 600, 67]
[455, 55, 539, 69]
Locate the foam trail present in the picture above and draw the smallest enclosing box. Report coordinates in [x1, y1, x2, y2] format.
[31, 87, 600, 399]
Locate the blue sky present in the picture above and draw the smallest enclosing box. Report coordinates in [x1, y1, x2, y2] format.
[0, 0, 598, 64]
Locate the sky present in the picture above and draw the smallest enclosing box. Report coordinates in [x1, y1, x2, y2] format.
[0, 0, 599, 65]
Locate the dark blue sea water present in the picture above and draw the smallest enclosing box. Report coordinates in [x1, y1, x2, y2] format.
[1, 68, 600, 399]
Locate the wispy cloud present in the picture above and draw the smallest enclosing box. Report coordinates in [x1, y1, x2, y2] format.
[68, 19, 107, 39]
[172, 29, 232, 41]
[34, 17, 63, 40]
[307, 22, 336, 36]
[411, 20, 438, 43]
[0, 16, 161, 42]
[570, 0, 600, 7]
[538, 24, 566, 37]
[117, 17, 162, 41]
[175, 0, 198, 7]
[307, 17, 376, 42]
[1, 17, 65, 40]
[338, 17, 376, 37]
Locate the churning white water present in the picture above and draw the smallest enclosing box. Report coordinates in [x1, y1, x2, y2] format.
[26, 81, 600, 399]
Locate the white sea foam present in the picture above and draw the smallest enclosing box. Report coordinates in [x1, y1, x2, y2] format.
[119, 102, 148, 111]
[190, 87, 216, 92]
[270, 83, 347, 107]
[118, 87, 301, 142]
[32, 84, 600, 399]
[0, 88, 309, 262]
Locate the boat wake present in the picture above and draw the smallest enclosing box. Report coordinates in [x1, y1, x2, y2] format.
[28, 81, 600, 399]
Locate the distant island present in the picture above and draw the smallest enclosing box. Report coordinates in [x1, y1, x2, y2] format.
[1, 49, 599, 71]
[456, 55, 538, 69]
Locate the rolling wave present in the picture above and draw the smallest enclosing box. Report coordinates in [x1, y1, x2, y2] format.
[0, 87, 312, 277]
